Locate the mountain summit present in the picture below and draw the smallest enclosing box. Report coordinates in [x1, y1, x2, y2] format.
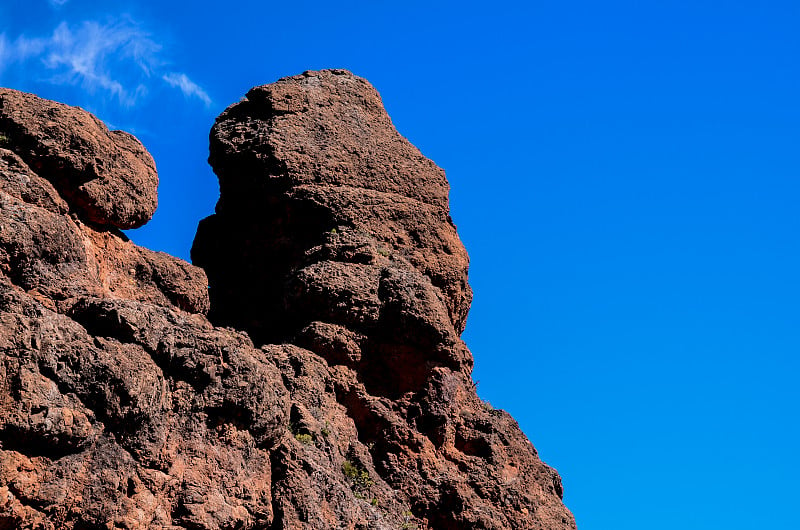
[0, 70, 576, 529]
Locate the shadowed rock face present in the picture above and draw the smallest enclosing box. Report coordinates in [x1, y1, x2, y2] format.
[194, 69, 472, 348]
[0, 72, 576, 529]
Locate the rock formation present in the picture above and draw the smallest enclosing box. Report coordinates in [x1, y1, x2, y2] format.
[0, 71, 577, 529]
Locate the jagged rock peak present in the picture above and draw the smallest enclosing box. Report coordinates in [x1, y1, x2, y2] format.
[0, 73, 576, 530]
[194, 69, 473, 350]
[210, 69, 451, 210]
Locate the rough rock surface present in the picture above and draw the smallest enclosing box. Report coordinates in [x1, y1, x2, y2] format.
[0, 89, 158, 229]
[0, 71, 577, 529]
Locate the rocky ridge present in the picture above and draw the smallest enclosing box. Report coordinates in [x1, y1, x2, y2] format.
[0, 71, 577, 529]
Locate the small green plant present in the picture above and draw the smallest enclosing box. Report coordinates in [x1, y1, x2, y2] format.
[321, 422, 331, 437]
[370, 497, 378, 507]
[294, 433, 313, 445]
[376, 246, 390, 257]
[330, 227, 337, 234]
[0, 134, 8, 145]
[401, 511, 418, 530]
[343, 460, 374, 492]
[289, 421, 314, 444]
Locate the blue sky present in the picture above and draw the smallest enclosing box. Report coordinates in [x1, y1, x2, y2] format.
[2, 1, 799, 529]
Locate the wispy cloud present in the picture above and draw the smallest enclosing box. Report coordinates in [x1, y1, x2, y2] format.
[48, 0, 70, 6]
[40, 20, 155, 105]
[0, 17, 210, 107]
[163, 72, 212, 106]
[0, 33, 47, 65]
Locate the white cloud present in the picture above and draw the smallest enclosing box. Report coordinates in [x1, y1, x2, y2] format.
[0, 18, 210, 107]
[48, 0, 70, 7]
[14, 35, 47, 59]
[162, 72, 211, 106]
[0, 33, 47, 65]
[39, 20, 159, 106]
[0, 32, 44, 79]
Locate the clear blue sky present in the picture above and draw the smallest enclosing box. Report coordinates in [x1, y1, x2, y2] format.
[2, 1, 798, 528]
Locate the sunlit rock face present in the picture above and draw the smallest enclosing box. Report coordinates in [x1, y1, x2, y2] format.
[0, 72, 576, 530]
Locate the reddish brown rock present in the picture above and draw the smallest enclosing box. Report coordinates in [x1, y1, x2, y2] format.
[0, 280, 289, 529]
[0, 141, 208, 314]
[193, 69, 576, 529]
[0, 72, 576, 529]
[0, 92, 275, 529]
[0, 88, 158, 229]
[197, 69, 471, 342]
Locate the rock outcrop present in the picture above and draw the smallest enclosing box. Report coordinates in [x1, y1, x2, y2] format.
[0, 71, 576, 529]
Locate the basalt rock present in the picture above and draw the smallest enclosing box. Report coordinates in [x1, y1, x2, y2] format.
[0, 89, 159, 230]
[0, 71, 576, 529]
[0, 92, 283, 529]
[195, 70, 472, 346]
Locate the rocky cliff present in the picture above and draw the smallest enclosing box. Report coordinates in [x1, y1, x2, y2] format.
[0, 70, 576, 529]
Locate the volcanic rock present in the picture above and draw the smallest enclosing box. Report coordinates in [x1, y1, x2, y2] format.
[0, 71, 577, 529]
[0, 88, 158, 229]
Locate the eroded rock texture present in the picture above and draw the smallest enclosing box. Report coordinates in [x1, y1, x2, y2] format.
[0, 89, 159, 230]
[192, 70, 575, 529]
[0, 72, 576, 529]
